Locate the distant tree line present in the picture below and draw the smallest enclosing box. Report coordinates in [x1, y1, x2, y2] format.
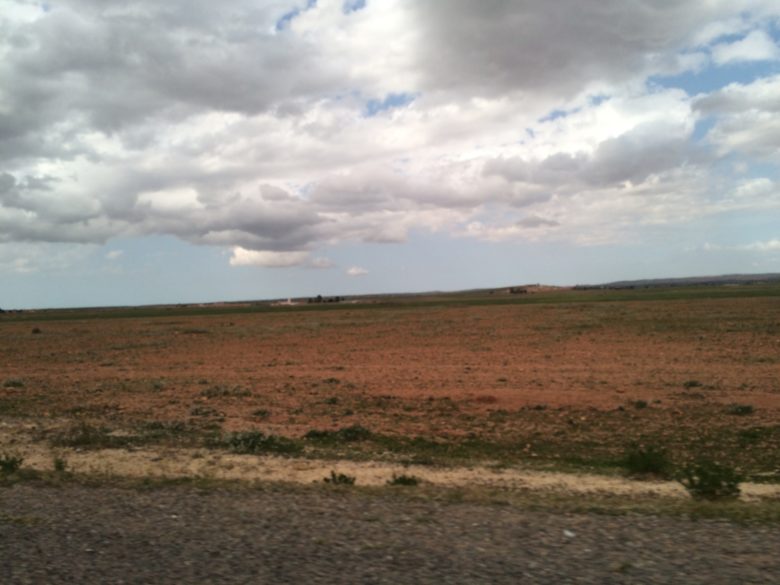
[307, 295, 344, 304]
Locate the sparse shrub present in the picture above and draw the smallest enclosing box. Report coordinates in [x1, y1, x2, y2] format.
[335, 425, 372, 442]
[632, 400, 649, 410]
[683, 380, 702, 389]
[387, 473, 420, 486]
[31, 327, 42, 334]
[181, 328, 210, 335]
[53, 456, 67, 473]
[324, 470, 356, 485]
[305, 425, 373, 443]
[727, 404, 754, 416]
[252, 409, 270, 419]
[224, 431, 302, 455]
[677, 460, 742, 500]
[738, 427, 771, 446]
[622, 444, 670, 477]
[3, 379, 24, 388]
[190, 406, 223, 418]
[0, 453, 23, 474]
[51, 421, 131, 449]
[200, 385, 251, 398]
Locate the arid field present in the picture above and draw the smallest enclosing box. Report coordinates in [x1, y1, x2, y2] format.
[2, 285, 779, 482]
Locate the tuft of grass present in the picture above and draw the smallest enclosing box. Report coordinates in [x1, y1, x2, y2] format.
[683, 380, 702, 389]
[387, 473, 420, 486]
[0, 453, 24, 474]
[50, 421, 133, 449]
[53, 456, 68, 473]
[305, 425, 373, 443]
[622, 444, 671, 478]
[677, 460, 742, 501]
[324, 470, 356, 485]
[727, 404, 754, 416]
[200, 385, 252, 398]
[737, 426, 772, 446]
[3, 379, 24, 388]
[631, 400, 649, 410]
[223, 431, 302, 455]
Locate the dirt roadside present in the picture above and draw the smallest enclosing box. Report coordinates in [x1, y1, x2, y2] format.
[3, 421, 779, 502]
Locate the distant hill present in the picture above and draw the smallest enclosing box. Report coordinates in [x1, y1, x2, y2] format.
[576, 273, 780, 290]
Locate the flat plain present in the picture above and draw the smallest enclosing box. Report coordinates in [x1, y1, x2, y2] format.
[3, 285, 780, 583]
[2, 285, 779, 477]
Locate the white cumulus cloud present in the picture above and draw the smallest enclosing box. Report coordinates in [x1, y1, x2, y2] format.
[229, 248, 310, 268]
[711, 29, 780, 65]
[346, 266, 368, 276]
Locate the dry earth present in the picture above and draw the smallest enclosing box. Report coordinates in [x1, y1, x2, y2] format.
[1, 292, 779, 479]
[2, 291, 780, 584]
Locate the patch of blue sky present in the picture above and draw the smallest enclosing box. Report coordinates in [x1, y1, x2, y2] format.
[537, 94, 607, 125]
[343, 0, 366, 14]
[649, 59, 780, 96]
[692, 117, 717, 142]
[275, 0, 317, 32]
[538, 108, 570, 123]
[745, 161, 780, 180]
[364, 92, 416, 117]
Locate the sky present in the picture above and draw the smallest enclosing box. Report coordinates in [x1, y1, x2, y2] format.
[1, 0, 780, 309]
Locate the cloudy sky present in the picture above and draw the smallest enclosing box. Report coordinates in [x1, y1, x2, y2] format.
[2, 0, 779, 308]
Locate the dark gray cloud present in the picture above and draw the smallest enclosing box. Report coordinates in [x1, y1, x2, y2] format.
[485, 120, 703, 191]
[411, 0, 732, 100]
[1, 0, 340, 160]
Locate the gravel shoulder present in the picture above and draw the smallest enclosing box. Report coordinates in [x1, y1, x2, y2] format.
[3, 482, 780, 585]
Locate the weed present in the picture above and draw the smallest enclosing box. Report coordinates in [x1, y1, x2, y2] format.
[190, 406, 224, 418]
[51, 421, 131, 449]
[738, 427, 771, 446]
[252, 409, 270, 419]
[632, 400, 649, 410]
[677, 460, 742, 500]
[0, 453, 23, 474]
[53, 457, 67, 473]
[31, 327, 42, 334]
[727, 404, 754, 416]
[200, 385, 251, 398]
[683, 380, 702, 389]
[622, 444, 671, 478]
[305, 425, 373, 443]
[387, 473, 420, 486]
[3, 379, 24, 388]
[324, 470, 356, 485]
[224, 431, 302, 455]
